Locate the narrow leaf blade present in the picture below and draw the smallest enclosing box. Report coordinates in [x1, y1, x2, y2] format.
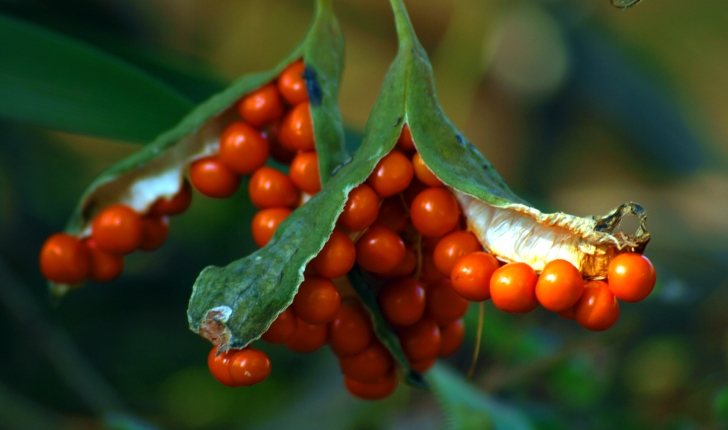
[0, 14, 193, 142]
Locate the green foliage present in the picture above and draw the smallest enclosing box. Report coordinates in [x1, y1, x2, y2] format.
[0, 14, 193, 143]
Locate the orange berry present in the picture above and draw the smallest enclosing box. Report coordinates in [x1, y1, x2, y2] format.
[251, 208, 291, 247]
[410, 357, 436, 373]
[218, 122, 270, 175]
[279, 102, 315, 151]
[228, 348, 271, 387]
[535, 259, 584, 312]
[261, 307, 297, 344]
[607, 253, 656, 303]
[396, 124, 415, 151]
[421, 253, 444, 285]
[329, 302, 374, 357]
[277, 60, 308, 105]
[138, 216, 169, 251]
[338, 184, 379, 231]
[410, 187, 460, 237]
[433, 230, 482, 276]
[207, 347, 236, 387]
[249, 167, 299, 209]
[344, 372, 398, 401]
[438, 319, 465, 357]
[84, 239, 124, 282]
[450, 252, 499, 302]
[149, 179, 192, 216]
[378, 278, 426, 327]
[91, 204, 144, 254]
[285, 317, 328, 353]
[238, 83, 284, 128]
[425, 279, 470, 326]
[189, 156, 240, 199]
[311, 231, 356, 279]
[355, 225, 406, 273]
[39, 233, 90, 284]
[289, 151, 321, 194]
[412, 152, 443, 187]
[367, 151, 414, 198]
[558, 307, 576, 320]
[374, 247, 416, 280]
[490, 263, 538, 313]
[574, 280, 620, 331]
[373, 196, 409, 234]
[265, 122, 297, 164]
[293, 277, 341, 325]
[397, 318, 441, 362]
[339, 341, 393, 383]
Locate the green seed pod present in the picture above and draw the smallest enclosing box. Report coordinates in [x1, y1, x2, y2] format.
[187, 0, 651, 388]
[50, 0, 347, 297]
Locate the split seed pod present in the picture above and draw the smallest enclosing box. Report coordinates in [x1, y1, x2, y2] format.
[49, 0, 347, 297]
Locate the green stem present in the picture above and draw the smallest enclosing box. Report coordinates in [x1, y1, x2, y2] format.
[315, 0, 335, 16]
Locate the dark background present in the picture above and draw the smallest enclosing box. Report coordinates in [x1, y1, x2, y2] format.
[1, 0, 727, 428]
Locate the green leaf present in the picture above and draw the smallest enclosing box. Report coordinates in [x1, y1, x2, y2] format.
[51, 0, 346, 297]
[348, 267, 427, 388]
[187, 0, 530, 387]
[0, 14, 194, 142]
[429, 364, 535, 430]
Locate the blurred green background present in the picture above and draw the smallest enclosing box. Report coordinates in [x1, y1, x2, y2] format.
[1, 0, 727, 429]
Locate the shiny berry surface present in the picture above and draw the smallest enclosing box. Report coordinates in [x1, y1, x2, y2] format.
[189, 156, 240, 199]
[396, 124, 415, 151]
[367, 151, 414, 198]
[438, 319, 465, 357]
[293, 277, 341, 325]
[412, 152, 443, 187]
[607, 253, 656, 303]
[238, 83, 284, 128]
[433, 230, 482, 276]
[378, 278, 426, 327]
[249, 166, 299, 209]
[355, 225, 406, 273]
[207, 347, 236, 387]
[398, 318, 441, 362]
[450, 252, 499, 302]
[84, 239, 124, 283]
[289, 151, 321, 194]
[279, 102, 315, 151]
[329, 302, 374, 357]
[535, 259, 584, 312]
[574, 280, 620, 331]
[228, 348, 271, 386]
[251, 208, 291, 247]
[339, 341, 393, 382]
[490, 262, 538, 313]
[39, 233, 90, 284]
[426, 279, 470, 326]
[277, 60, 308, 105]
[410, 187, 460, 237]
[261, 307, 298, 344]
[149, 179, 192, 216]
[338, 184, 379, 231]
[311, 231, 356, 279]
[138, 216, 169, 251]
[218, 122, 270, 175]
[91, 204, 144, 254]
[344, 372, 398, 401]
[285, 317, 328, 353]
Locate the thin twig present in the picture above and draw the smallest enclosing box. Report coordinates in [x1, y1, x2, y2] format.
[467, 301, 485, 378]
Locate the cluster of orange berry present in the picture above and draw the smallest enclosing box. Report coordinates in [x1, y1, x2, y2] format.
[38, 60, 315, 286]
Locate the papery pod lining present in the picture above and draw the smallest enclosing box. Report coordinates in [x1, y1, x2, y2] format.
[389, 0, 650, 275]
